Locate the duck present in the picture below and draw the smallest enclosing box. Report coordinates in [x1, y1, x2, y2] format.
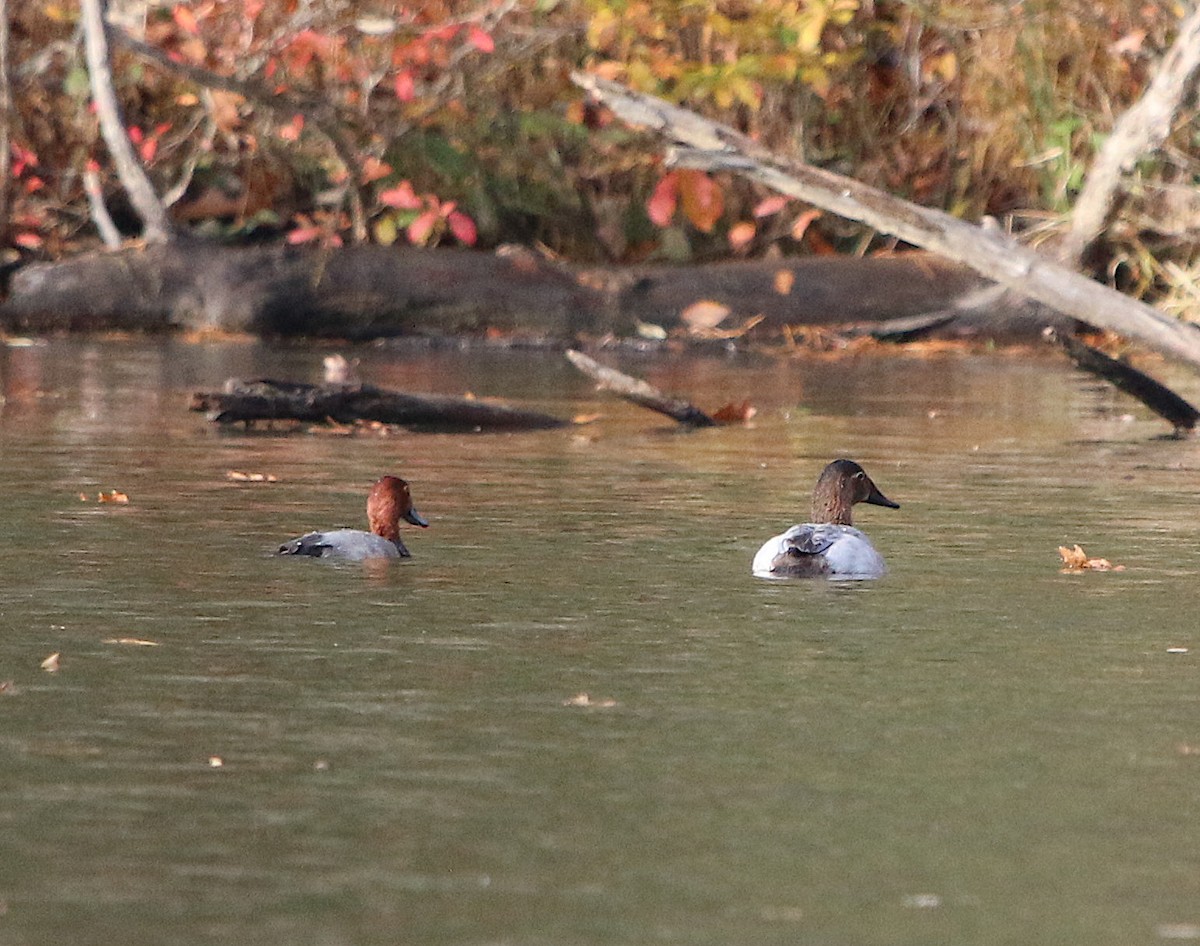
[277, 475, 428, 561]
[752, 459, 899, 580]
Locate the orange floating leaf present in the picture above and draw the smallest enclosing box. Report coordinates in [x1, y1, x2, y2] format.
[98, 490, 130, 504]
[711, 400, 757, 423]
[1058, 544, 1124, 572]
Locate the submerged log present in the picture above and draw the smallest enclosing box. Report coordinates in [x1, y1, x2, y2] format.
[566, 349, 716, 426]
[191, 378, 571, 430]
[1048, 331, 1200, 435]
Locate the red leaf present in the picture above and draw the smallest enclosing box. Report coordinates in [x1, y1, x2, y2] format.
[393, 69, 415, 102]
[278, 114, 304, 141]
[378, 181, 422, 210]
[447, 211, 477, 246]
[287, 225, 323, 245]
[13, 232, 43, 250]
[467, 25, 494, 53]
[678, 170, 723, 233]
[646, 172, 679, 227]
[753, 195, 788, 218]
[407, 209, 439, 245]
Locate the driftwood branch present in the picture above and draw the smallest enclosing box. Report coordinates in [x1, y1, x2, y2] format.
[80, 0, 173, 244]
[1048, 330, 1200, 435]
[571, 72, 1200, 370]
[1059, 6, 1200, 266]
[566, 349, 716, 426]
[191, 379, 570, 431]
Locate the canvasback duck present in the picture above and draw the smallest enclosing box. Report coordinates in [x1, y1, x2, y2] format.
[752, 459, 899, 580]
[277, 475, 428, 561]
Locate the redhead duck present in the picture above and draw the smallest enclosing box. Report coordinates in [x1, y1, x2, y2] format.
[752, 459, 899, 580]
[277, 475, 428, 561]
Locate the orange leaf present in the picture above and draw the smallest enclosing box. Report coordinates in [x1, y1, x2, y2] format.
[711, 400, 757, 423]
[646, 172, 679, 227]
[172, 5, 200, 35]
[728, 221, 756, 251]
[98, 490, 129, 504]
[678, 170, 723, 233]
[1057, 544, 1125, 572]
[773, 269, 795, 295]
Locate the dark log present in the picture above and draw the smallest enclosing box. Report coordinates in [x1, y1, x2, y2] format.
[191, 379, 571, 431]
[1050, 330, 1200, 435]
[0, 240, 994, 340]
[566, 349, 716, 426]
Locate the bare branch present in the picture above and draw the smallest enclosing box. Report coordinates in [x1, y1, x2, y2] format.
[1060, 6, 1200, 265]
[79, 0, 173, 244]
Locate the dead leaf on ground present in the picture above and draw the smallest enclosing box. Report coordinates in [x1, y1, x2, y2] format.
[40, 652, 60, 672]
[102, 638, 160, 646]
[226, 470, 278, 483]
[1058, 544, 1125, 572]
[563, 692, 617, 708]
[710, 399, 757, 423]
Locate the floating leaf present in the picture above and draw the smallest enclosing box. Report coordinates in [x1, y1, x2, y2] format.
[98, 490, 130, 504]
[208, 756, 224, 768]
[680, 299, 731, 332]
[41, 652, 60, 672]
[711, 400, 757, 423]
[1058, 544, 1125, 572]
[226, 470, 278, 483]
[103, 638, 160, 646]
[563, 692, 617, 708]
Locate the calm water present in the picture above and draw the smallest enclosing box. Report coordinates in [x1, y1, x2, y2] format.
[2, 338, 1199, 945]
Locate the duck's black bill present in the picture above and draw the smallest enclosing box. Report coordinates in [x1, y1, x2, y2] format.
[405, 508, 430, 527]
[866, 488, 900, 509]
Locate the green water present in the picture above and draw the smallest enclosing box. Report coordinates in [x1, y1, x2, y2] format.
[1, 339, 1199, 945]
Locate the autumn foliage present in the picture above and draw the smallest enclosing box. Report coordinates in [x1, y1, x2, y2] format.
[5, 1, 1199, 300]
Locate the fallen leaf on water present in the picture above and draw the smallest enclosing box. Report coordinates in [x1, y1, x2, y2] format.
[681, 299, 732, 332]
[41, 652, 60, 672]
[0, 680, 16, 695]
[711, 399, 757, 423]
[98, 490, 130, 504]
[226, 470, 278, 483]
[1058, 544, 1125, 572]
[208, 756, 224, 768]
[102, 638, 160, 646]
[563, 692, 617, 708]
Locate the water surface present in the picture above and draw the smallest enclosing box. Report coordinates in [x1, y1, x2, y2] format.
[2, 339, 1199, 945]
